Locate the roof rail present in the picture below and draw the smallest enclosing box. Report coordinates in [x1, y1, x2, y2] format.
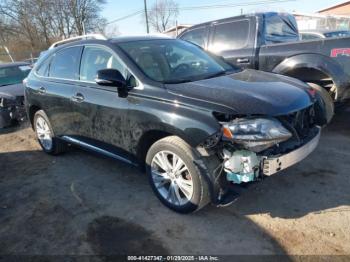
[49, 34, 107, 49]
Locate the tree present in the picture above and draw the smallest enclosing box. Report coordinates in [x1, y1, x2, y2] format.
[148, 0, 179, 33]
[0, 0, 106, 60]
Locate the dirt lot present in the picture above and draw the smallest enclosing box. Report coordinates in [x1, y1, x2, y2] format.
[0, 107, 350, 258]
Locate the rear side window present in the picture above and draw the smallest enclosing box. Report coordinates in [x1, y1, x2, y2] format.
[210, 20, 249, 52]
[80, 46, 126, 82]
[181, 27, 207, 48]
[49, 47, 81, 80]
[36, 59, 51, 77]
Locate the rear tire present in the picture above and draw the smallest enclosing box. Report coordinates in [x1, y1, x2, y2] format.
[33, 110, 67, 155]
[146, 136, 210, 214]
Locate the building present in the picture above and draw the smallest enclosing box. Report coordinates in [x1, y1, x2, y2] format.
[318, 1, 350, 15]
[294, 12, 350, 31]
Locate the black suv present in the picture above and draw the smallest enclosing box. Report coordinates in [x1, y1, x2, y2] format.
[25, 36, 329, 213]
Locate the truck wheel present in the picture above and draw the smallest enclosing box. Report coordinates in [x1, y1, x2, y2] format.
[34, 110, 67, 155]
[146, 136, 210, 213]
[307, 82, 334, 124]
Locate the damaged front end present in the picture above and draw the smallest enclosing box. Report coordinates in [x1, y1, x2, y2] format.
[199, 105, 322, 205]
[0, 94, 26, 128]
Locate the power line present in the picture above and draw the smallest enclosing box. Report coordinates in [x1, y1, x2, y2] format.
[106, 0, 295, 24]
[106, 9, 143, 25]
[177, 0, 296, 11]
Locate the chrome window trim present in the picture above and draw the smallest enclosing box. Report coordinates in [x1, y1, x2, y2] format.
[34, 43, 144, 90]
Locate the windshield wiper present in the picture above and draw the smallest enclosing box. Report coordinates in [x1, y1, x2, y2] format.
[163, 70, 230, 84]
[0, 83, 17, 87]
[163, 78, 193, 84]
[202, 70, 227, 80]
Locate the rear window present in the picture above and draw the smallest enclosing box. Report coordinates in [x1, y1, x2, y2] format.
[49, 47, 81, 80]
[301, 33, 322, 40]
[210, 20, 250, 52]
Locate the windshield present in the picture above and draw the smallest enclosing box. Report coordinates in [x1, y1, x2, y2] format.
[118, 39, 236, 84]
[0, 65, 31, 86]
[324, 31, 350, 38]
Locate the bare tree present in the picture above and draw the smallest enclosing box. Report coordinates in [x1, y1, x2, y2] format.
[148, 0, 179, 33]
[0, 0, 106, 60]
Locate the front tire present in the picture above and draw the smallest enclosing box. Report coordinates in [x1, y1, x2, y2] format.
[146, 136, 210, 214]
[33, 110, 67, 155]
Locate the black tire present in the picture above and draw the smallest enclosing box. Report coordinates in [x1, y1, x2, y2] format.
[33, 110, 67, 155]
[307, 82, 335, 125]
[146, 136, 211, 214]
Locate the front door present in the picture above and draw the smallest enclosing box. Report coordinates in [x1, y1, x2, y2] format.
[70, 45, 131, 152]
[208, 17, 257, 69]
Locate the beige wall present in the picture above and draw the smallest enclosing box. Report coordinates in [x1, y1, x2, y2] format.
[319, 4, 350, 15]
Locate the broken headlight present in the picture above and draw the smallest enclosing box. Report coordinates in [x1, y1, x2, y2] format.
[222, 118, 292, 152]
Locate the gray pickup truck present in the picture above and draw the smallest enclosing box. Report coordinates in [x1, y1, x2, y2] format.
[178, 12, 350, 103]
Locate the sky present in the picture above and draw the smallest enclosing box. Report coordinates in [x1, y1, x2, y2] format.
[102, 0, 342, 35]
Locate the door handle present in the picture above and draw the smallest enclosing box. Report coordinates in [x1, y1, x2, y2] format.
[71, 93, 85, 103]
[236, 58, 250, 64]
[38, 87, 46, 94]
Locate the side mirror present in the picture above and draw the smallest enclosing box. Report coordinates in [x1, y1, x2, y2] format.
[96, 68, 127, 88]
[96, 69, 128, 97]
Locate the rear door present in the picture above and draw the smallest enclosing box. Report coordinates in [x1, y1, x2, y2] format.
[208, 17, 257, 69]
[29, 46, 82, 136]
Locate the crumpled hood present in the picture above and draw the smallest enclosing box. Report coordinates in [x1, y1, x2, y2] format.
[0, 83, 24, 98]
[165, 69, 313, 115]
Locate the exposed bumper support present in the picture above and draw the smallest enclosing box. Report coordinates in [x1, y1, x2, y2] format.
[262, 127, 321, 176]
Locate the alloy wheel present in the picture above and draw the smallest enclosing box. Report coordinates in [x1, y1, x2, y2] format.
[151, 151, 194, 206]
[35, 116, 53, 151]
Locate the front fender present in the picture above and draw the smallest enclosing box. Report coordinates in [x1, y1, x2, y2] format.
[127, 96, 221, 155]
[273, 54, 350, 101]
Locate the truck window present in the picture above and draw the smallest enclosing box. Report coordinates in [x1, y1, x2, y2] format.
[301, 33, 322, 40]
[210, 20, 249, 52]
[181, 27, 207, 48]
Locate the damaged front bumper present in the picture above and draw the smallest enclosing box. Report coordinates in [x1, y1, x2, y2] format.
[0, 97, 26, 128]
[222, 127, 321, 185]
[262, 127, 321, 176]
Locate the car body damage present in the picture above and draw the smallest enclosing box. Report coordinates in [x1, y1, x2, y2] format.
[25, 36, 331, 212]
[0, 92, 25, 128]
[166, 70, 328, 204]
[0, 63, 30, 128]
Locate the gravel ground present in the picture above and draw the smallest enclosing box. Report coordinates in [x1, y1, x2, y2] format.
[0, 106, 349, 258]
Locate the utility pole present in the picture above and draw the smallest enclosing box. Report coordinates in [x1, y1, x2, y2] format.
[144, 0, 150, 33]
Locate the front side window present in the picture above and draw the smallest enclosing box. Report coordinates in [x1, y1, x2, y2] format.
[118, 39, 236, 83]
[210, 20, 250, 52]
[49, 47, 81, 80]
[0, 65, 31, 86]
[80, 46, 126, 82]
[181, 27, 207, 48]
